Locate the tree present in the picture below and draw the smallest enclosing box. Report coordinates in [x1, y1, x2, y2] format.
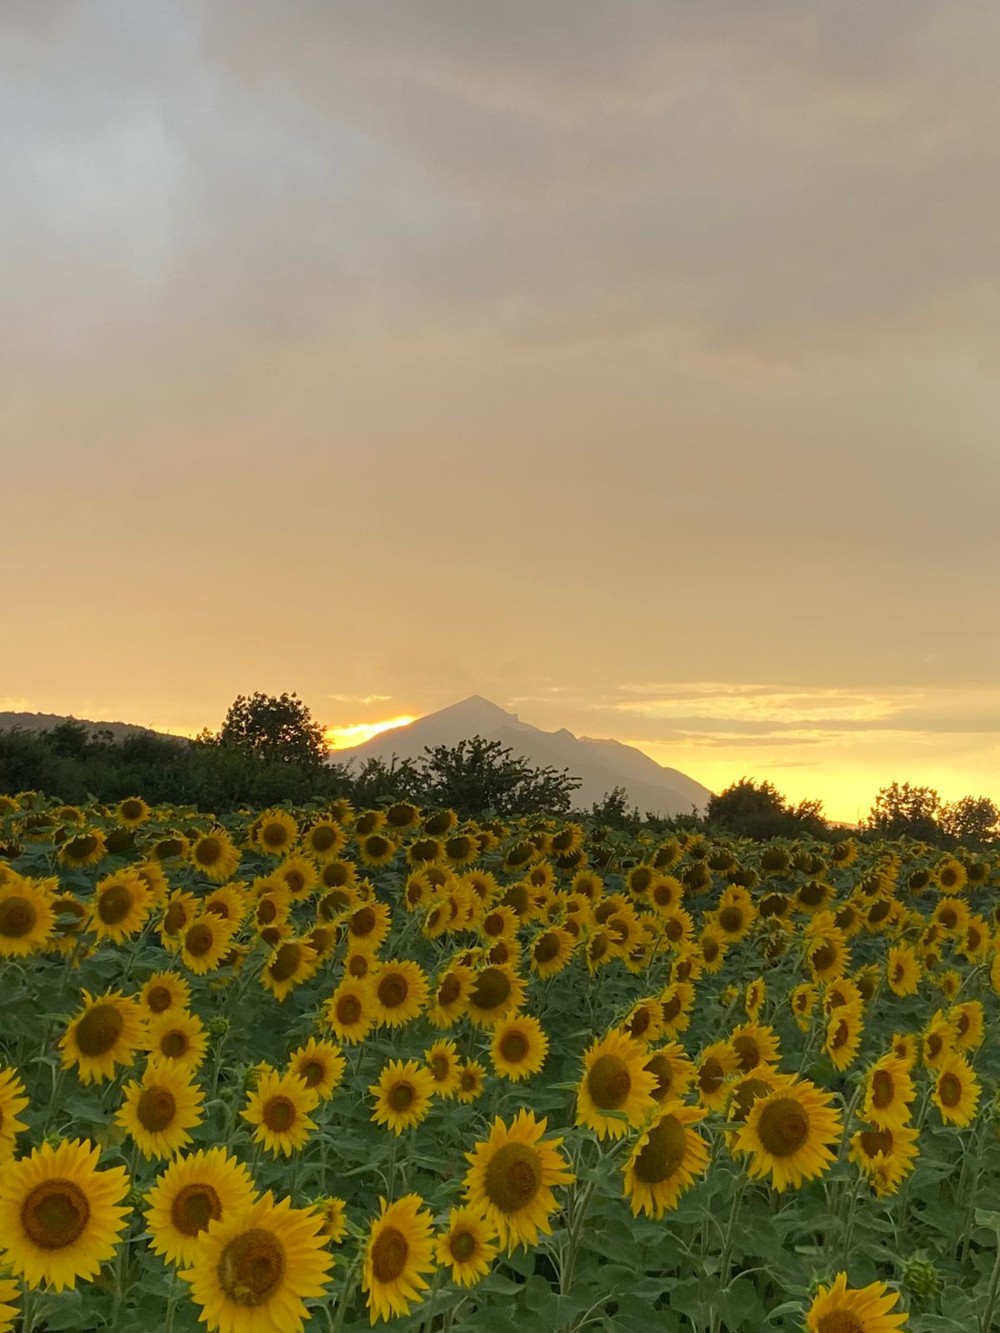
[706, 777, 827, 840]
[938, 795, 1000, 846]
[418, 736, 581, 818]
[216, 693, 328, 769]
[865, 783, 941, 841]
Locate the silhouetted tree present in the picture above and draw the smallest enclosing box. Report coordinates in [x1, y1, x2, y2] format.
[866, 782, 941, 841]
[938, 795, 1000, 846]
[418, 736, 580, 818]
[216, 693, 327, 769]
[707, 777, 827, 840]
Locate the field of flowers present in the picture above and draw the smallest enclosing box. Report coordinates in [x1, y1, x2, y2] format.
[0, 791, 998, 1333]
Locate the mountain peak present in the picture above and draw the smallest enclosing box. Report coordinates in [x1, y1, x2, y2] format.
[335, 697, 712, 815]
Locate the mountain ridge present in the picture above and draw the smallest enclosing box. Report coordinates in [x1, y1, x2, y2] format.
[336, 695, 712, 816]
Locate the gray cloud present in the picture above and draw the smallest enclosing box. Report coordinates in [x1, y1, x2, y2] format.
[3, 0, 999, 800]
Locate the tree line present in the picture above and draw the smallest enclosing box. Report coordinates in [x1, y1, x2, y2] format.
[1, 692, 996, 846]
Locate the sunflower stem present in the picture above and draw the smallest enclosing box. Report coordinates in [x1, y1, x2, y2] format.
[710, 1169, 748, 1333]
[980, 1227, 1000, 1333]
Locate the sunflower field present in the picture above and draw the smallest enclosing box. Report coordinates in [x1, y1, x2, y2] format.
[1, 791, 999, 1333]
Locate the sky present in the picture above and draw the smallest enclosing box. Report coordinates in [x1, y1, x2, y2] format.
[3, 1, 1000, 824]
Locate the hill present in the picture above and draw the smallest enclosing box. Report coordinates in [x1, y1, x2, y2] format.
[335, 696, 712, 816]
[0, 712, 172, 742]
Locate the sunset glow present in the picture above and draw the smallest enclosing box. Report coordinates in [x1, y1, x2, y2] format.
[325, 717, 418, 751]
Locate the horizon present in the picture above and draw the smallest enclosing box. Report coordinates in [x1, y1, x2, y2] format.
[2, 691, 992, 827]
[5, 4, 999, 830]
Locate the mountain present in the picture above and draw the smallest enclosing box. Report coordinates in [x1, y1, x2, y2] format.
[0, 712, 171, 742]
[335, 696, 712, 816]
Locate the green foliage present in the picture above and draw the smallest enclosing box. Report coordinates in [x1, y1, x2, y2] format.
[417, 736, 580, 818]
[705, 777, 828, 840]
[864, 783, 1000, 847]
[215, 692, 328, 769]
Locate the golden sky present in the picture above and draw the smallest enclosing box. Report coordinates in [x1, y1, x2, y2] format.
[4, 2, 1000, 825]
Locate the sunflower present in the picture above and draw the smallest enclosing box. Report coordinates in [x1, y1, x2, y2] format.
[733, 1077, 843, 1191]
[159, 891, 199, 952]
[576, 1028, 658, 1139]
[862, 1054, 915, 1131]
[644, 1042, 697, 1104]
[145, 1146, 256, 1266]
[435, 1206, 497, 1288]
[744, 978, 766, 1022]
[490, 1013, 549, 1082]
[622, 1101, 709, 1219]
[319, 857, 358, 892]
[345, 947, 374, 981]
[318, 1196, 349, 1244]
[180, 915, 235, 976]
[455, 1059, 486, 1104]
[824, 1003, 864, 1072]
[287, 1038, 345, 1100]
[408, 836, 445, 867]
[204, 883, 249, 928]
[146, 1010, 209, 1073]
[659, 981, 696, 1039]
[922, 1012, 955, 1071]
[529, 926, 575, 979]
[181, 1190, 333, 1333]
[886, 943, 921, 998]
[370, 1060, 436, 1135]
[0, 1066, 29, 1162]
[890, 1032, 919, 1068]
[424, 1039, 462, 1097]
[806, 929, 850, 984]
[804, 1271, 908, 1333]
[370, 959, 429, 1029]
[362, 1194, 436, 1325]
[188, 829, 241, 884]
[117, 1059, 205, 1159]
[302, 818, 348, 862]
[932, 1053, 981, 1127]
[242, 1070, 319, 1157]
[699, 925, 728, 973]
[849, 1122, 919, 1196]
[385, 802, 421, 833]
[0, 876, 55, 957]
[57, 829, 107, 868]
[0, 1138, 129, 1291]
[60, 990, 145, 1085]
[275, 854, 318, 902]
[149, 832, 189, 862]
[114, 795, 150, 827]
[730, 1022, 781, 1075]
[465, 964, 526, 1029]
[260, 938, 320, 1002]
[790, 983, 817, 1030]
[725, 1067, 788, 1126]
[949, 1000, 985, 1052]
[324, 979, 375, 1044]
[347, 900, 392, 952]
[463, 1110, 574, 1252]
[931, 896, 969, 935]
[253, 808, 299, 856]
[355, 809, 387, 838]
[714, 886, 757, 942]
[695, 1042, 740, 1111]
[132, 859, 170, 906]
[0, 1277, 16, 1333]
[622, 998, 664, 1046]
